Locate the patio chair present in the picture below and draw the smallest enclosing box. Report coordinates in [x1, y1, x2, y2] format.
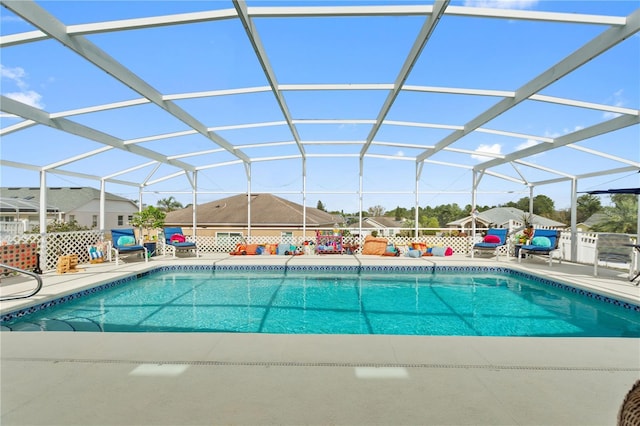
[163, 227, 199, 258]
[517, 229, 561, 266]
[594, 233, 637, 280]
[110, 228, 148, 266]
[473, 228, 509, 260]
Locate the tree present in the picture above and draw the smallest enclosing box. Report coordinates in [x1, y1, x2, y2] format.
[29, 219, 90, 233]
[576, 194, 602, 223]
[591, 194, 638, 234]
[130, 205, 166, 240]
[504, 195, 555, 218]
[157, 196, 183, 212]
[368, 205, 385, 216]
[432, 203, 463, 227]
[392, 205, 406, 221]
[316, 200, 326, 211]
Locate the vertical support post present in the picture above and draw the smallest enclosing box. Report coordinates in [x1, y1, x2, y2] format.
[302, 158, 307, 242]
[570, 178, 578, 263]
[528, 185, 534, 221]
[245, 163, 252, 240]
[39, 170, 47, 271]
[358, 157, 363, 239]
[471, 171, 478, 258]
[192, 171, 197, 239]
[415, 162, 421, 239]
[99, 179, 106, 232]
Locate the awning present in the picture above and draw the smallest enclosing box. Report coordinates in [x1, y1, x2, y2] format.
[585, 188, 640, 195]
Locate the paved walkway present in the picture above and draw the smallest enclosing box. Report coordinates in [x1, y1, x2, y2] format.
[1, 254, 639, 425]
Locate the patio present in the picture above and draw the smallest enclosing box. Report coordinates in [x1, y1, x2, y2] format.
[1, 253, 639, 425]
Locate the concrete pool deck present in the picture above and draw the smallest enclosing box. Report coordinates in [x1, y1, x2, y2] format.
[1, 253, 639, 425]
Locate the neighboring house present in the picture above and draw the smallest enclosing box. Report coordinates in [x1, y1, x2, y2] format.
[577, 213, 608, 232]
[0, 187, 139, 231]
[347, 216, 406, 237]
[446, 207, 566, 232]
[164, 193, 342, 239]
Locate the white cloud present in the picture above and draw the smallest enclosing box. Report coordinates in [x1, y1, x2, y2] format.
[516, 139, 539, 151]
[603, 89, 624, 120]
[463, 0, 539, 9]
[472, 143, 502, 161]
[395, 150, 405, 157]
[0, 64, 45, 109]
[5, 90, 44, 109]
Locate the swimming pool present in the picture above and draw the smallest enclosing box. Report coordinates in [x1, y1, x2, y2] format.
[2, 266, 639, 336]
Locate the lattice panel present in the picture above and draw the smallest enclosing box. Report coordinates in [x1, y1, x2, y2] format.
[44, 230, 105, 271]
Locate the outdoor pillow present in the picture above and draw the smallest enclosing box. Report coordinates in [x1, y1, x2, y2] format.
[531, 236, 551, 248]
[431, 246, 446, 256]
[483, 235, 501, 244]
[405, 250, 421, 258]
[170, 234, 186, 243]
[117, 236, 136, 246]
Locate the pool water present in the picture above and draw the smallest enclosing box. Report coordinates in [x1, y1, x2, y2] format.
[2, 270, 639, 336]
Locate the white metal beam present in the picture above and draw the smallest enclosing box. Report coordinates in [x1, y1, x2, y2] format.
[1, 0, 251, 165]
[360, 0, 450, 157]
[416, 7, 640, 163]
[478, 114, 640, 171]
[0, 96, 197, 172]
[233, 0, 305, 158]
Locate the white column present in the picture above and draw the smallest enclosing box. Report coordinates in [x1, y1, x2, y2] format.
[570, 178, 578, 262]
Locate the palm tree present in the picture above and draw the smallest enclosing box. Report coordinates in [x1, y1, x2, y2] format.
[592, 194, 638, 234]
[157, 196, 183, 212]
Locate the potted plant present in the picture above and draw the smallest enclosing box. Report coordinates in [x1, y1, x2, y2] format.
[129, 206, 166, 242]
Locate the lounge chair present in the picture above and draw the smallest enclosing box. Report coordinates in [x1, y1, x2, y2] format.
[473, 228, 508, 260]
[594, 233, 637, 281]
[517, 229, 561, 266]
[163, 227, 199, 258]
[110, 228, 148, 266]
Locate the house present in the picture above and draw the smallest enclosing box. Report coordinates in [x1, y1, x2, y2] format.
[577, 213, 608, 232]
[347, 216, 406, 237]
[446, 207, 566, 232]
[164, 193, 342, 239]
[0, 187, 139, 232]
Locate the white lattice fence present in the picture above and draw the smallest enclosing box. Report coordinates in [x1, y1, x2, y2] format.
[187, 235, 313, 254]
[44, 231, 105, 270]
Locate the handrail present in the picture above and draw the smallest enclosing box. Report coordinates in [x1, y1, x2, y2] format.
[0, 263, 43, 301]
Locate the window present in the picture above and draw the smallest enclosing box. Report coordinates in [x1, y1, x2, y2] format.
[128, 215, 133, 224]
[68, 215, 75, 222]
[217, 232, 243, 240]
[216, 232, 243, 249]
[281, 231, 293, 244]
[117, 215, 123, 226]
[92, 215, 98, 228]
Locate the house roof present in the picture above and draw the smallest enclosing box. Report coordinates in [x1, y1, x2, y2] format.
[447, 207, 566, 228]
[0, 187, 135, 213]
[165, 193, 340, 227]
[349, 216, 405, 229]
[582, 212, 608, 228]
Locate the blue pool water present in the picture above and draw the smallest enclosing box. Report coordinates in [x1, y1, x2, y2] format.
[2, 268, 639, 336]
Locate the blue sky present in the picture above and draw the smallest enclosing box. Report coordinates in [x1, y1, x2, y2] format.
[1, 0, 639, 215]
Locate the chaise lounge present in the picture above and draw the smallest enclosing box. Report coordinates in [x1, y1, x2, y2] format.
[473, 228, 508, 260]
[111, 228, 148, 266]
[163, 227, 199, 258]
[517, 229, 561, 266]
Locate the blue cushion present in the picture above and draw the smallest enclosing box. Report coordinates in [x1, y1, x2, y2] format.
[531, 236, 551, 248]
[431, 246, 446, 256]
[117, 236, 136, 246]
